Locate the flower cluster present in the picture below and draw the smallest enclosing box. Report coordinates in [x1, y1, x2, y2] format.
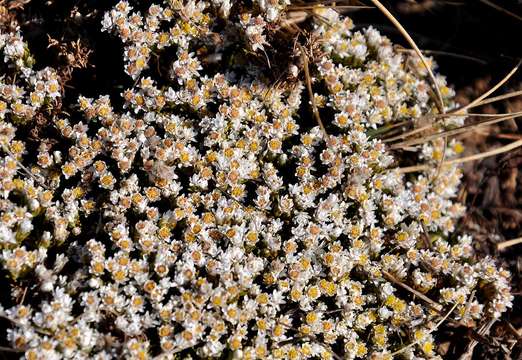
[0, 2, 513, 359]
[0, 27, 61, 123]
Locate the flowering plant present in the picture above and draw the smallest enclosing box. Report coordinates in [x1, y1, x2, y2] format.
[0, 1, 512, 359]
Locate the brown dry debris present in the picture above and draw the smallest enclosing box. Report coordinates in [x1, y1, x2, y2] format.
[456, 78, 522, 359]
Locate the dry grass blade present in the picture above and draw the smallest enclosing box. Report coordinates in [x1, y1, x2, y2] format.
[479, 0, 522, 21]
[369, 0, 451, 181]
[474, 89, 522, 108]
[382, 121, 434, 143]
[298, 43, 329, 140]
[497, 237, 522, 251]
[395, 138, 522, 173]
[385, 62, 521, 144]
[369, 0, 445, 114]
[391, 301, 460, 356]
[435, 112, 520, 118]
[288, 4, 373, 10]
[290, 0, 372, 6]
[433, 140, 449, 181]
[454, 60, 521, 115]
[369, 120, 410, 139]
[396, 47, 488, 65]
[391, 111, 522, 149]
[382, 111, 516, 144]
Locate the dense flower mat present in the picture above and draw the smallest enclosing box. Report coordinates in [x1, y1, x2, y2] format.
[0, 1, 513, 359]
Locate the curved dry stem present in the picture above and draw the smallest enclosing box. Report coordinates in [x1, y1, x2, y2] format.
[391, 111, 522, 149]
[479, 0, 522, 21]
[395, 138, 522, 173]
[288, 5, 373, 10]
[454, 60, 521, 115]
[369, 0, 445, 114]
[474, 89, 522, 108]
[369, 0, 450, 180]
[384, 61, 521, 145]
[298, 43, 329, 140]
[396, 47, 488, 65]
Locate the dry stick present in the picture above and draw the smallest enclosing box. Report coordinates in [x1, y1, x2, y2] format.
[503, 321, 522, 340]
[382, 105, 522, 143]
[420, 222, 433, 249]
[383, 121, 438, 143]
[19, 287, 27, 305]
[383, 270, 442, 311]
[0, 314, 51, 336]
[497, 237, 522, 251]
[299, 44, 329, 140]
[381, 112, 511, 144]
[391, 111, 522, 149]
[395, 138, 522, 173]
[391, 90, 522, 144]
[288, 0, 373, 8]
[373, 119, 410, 133]
[305, 0, 371, 4]
[371, 120, 411, 139]
[463, 290, 476, 324]
[391, 301, 460, 356]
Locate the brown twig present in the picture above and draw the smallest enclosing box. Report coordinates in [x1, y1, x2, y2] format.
[383, 270, 442, 311]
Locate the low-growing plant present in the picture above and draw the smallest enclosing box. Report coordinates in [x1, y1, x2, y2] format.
[0, 1, 514, 359]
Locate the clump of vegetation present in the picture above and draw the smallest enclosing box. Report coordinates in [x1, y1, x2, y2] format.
[0, 1, 514, 359]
